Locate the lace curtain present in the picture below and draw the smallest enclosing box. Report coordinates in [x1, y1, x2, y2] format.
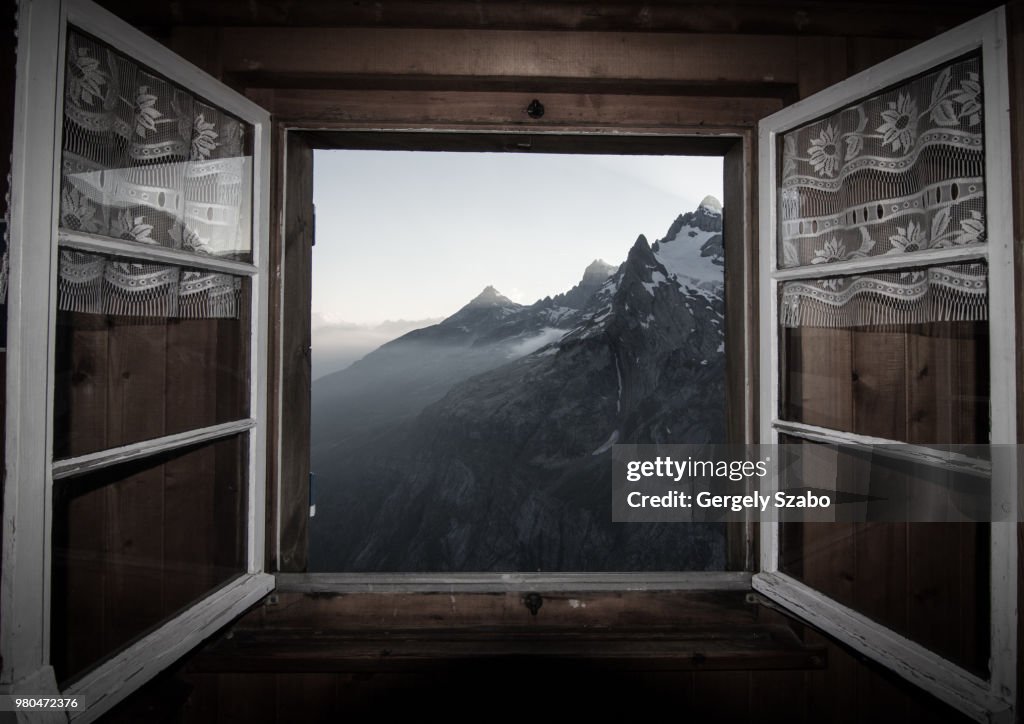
[53, 30, 252, 319]
[778, 54, 987, 328]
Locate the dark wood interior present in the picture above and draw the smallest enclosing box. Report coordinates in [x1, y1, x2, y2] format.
[0, 0, 1022, 721]
[780, 321, 991, 675]
[51, 435, 248, 685]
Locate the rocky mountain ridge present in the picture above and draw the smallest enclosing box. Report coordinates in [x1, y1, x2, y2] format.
[310, 198, 727, 571]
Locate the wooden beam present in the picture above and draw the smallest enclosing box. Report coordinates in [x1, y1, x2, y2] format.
[261, 89, 783, 131]
[274, 132, 314, 573]
[218, 28, 800, 86]
[103, 1, 997, 39]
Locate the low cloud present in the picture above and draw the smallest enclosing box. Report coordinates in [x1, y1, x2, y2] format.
[311, 315, 442, 380]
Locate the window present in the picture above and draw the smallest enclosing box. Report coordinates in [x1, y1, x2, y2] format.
[3, 0, 271, 718]
[308, 149, 731, 573]
[755, 8, 1016, 721]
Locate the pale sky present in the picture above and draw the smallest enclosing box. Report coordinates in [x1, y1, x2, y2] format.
[312, 150, 723, 325]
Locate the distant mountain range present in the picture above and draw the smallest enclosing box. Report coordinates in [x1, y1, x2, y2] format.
[310, 315, 444, 380]
[310, 196, 727, 571]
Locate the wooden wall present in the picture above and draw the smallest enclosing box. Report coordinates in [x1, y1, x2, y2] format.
[100, 589, 977, 724]
[0, 0, 1020, 721]
[50, 312, 251, 684]
[84, 1, 1018, 722]
[780, 322, 989, 675]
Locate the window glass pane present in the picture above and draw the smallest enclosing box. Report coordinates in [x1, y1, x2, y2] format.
[778, 437, 990, 677]
[309, 151, 728, 572]
[779, 265, 989, 444]
[53, 255, 250, 459]
[50, 434, 248, 685]
[778, 53, 984, 270]
[60, 29, 253, 261]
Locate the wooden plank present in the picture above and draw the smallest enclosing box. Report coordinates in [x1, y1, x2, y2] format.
[851, 328, 908, 638]
[102, 321, 167, 660]
[51, 476, 108, 684]
[850, 324, 907, 425]
[218, 28, 800, 87]
[104, 457, 166, 669]
[58, 312, 110, 458]
[797, 36, 849, 99]
[106, 319, 168, 447]
[247, 589, 759, 631]
[906, 322, 988, 674]
[724, 138, 752, 571]
[787, 327, 853, 430]
[216, 315, 248, 424]
[166, 318, 219, 438]
[189, 624, 825, 674]
[163, 441, 218, 608]
[107, 1, 1001, 37]
[168, 26, 224, 79]
[784, 327, 856, 610]
[262, 89, 784, 131]
[213, 434, 247, 577]
[277, 134, 313, 573]
[847, 36, 918, 74]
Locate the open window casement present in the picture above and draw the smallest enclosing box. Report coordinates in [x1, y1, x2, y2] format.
[755, 7, 1016, 723]
[3, 0, 273, 720]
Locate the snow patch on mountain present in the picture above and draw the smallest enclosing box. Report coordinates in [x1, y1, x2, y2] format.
[651, 230, 724, 301]
[642, 270, 667, 295]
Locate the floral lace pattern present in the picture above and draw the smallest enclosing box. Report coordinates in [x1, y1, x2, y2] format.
[56, 30, 251, 319]
[779, 55, 985, 268]
[780, 264, 987, 329]
[778, 55, 987, 327]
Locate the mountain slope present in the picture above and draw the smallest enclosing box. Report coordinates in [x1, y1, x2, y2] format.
[310, 200, 726, 571]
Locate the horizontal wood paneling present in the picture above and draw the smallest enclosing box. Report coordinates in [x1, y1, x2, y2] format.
[105, 1, 998, 38]
[218, 28, 800, 87]
[19, 1, 1022, 721]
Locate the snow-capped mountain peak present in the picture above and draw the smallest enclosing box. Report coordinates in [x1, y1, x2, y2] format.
[699, 195, 723, 215]
[649, 201, 724, 298]
[467, 285, 515, 307]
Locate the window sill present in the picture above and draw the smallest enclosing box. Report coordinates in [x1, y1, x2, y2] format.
[274, 571, 752, 593]
[186, 574, 826, 675]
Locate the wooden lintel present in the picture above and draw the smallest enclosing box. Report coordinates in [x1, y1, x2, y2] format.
[258, 89, 784, 132]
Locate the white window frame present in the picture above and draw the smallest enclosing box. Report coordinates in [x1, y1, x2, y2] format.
[2, 0, 274, 720]
[754, 8, 1017, 723]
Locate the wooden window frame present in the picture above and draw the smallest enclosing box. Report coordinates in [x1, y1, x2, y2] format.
[2, 0, 274, 720]
[271, 127, 760, 587]
[753, 8, 1017, 722]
